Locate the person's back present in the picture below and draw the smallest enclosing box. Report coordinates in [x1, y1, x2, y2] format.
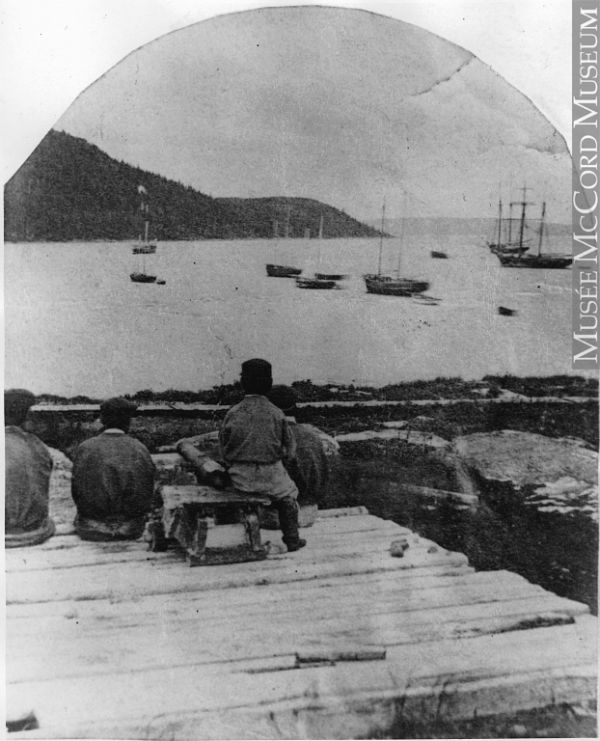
[219, 359, 306, 552]
[5, 389, 55, 547]
[71, 397, 155, 540]
[221, 394, 291, 465]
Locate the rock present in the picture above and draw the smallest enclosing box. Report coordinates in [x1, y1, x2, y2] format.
[507, 724, 528, 737]
[452, 430, 597, 516]
[452, 430, 598, 610]
[527, 477, 597, 522]
[337, 428, 450, 452]
[389, 537, 409, 557]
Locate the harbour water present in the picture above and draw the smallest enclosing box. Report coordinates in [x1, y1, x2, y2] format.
[4, 219, 579, 397]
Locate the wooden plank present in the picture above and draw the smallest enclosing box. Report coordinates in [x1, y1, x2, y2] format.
[7, 595, 588, 685]
[6, 577, 560, 667]
[6, 620, 596, 738]
[6, 512, 408, 559]
[7, 548, 471, 605]
[5, 523, 421, 573]
[7, 504, 596, 739]
[8, 565, 489, 623]
[11, 664, 596, 741]
[7, 567, 539, 627]
[317, 506, 369, 518]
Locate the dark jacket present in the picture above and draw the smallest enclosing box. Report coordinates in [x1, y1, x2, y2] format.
[5, 425, 53, 534]
[71, 430, 155, 524]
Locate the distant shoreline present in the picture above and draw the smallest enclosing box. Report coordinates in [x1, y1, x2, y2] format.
[33, 374, 598, 407]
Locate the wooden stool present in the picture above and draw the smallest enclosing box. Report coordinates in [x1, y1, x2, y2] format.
[155, 485, 271, 566]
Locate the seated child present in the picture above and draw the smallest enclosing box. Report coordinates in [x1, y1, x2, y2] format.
[219, 359, 306, 552]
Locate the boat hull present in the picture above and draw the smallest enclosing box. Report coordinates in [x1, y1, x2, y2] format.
[132, 244, 157, 255]
[363, 274, 430, 296]
[296, 277, 337, 289]
[266, 264, 302, 277]
[315, 272, 345, 281]
[488, 242, 528, 255]
[497, 254, 572, 269]
[130, 272, 157, 283]
[430, 251, 447, 259]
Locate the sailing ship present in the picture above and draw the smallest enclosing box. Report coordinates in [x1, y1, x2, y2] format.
[496, 193, 572, 269]
[265, 206, 302, 278]
[130, 186, 158, 283]
[132, 185, 157, 255]
[363, 201, 430, 296]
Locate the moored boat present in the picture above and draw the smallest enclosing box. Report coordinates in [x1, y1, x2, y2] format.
[364, 274, 429, 296]
[315, 272, 346, 281]
[130, 272, 157, 284]
[363, 200, 429, 296]
[496, 195, 572, 269]
[266, 263, 302, 277]
[296, 276, 337, 289]
[497, 253, 572, 269]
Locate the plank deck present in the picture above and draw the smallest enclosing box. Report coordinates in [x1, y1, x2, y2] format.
[6, 507, 597, 739]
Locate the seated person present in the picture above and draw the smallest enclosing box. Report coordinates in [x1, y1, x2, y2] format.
[267, 385, 340, 508]
[219, 358, 306, 552]
[71, 397, 156, 541]
[5, 389, 55, 547]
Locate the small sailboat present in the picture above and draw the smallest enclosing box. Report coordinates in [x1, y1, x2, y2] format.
[363, 200, 429, 296]
[130, 246, 157, 283]
[496, 193, 572, 269]
[265, 206, 302, 277]
[130, 271, 157, 284]
[130, 185, 158, 283]
[132, 185, 157, 255]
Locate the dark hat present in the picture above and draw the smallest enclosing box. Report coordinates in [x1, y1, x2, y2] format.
[100, 397, 138, 416]
[268, 385, 297, 412]
[5, 389, 36, 418]
[241, 358, 272, 380]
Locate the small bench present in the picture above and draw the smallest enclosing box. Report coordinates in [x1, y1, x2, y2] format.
[150, 485, 271, 566]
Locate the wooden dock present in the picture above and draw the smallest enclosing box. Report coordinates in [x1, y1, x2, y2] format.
[6, 507, 596, 739]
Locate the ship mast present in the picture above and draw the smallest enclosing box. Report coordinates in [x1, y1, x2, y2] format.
[497, 199, 503, 246]
[377, 199, 386, 276]
[510, 185, 532, 255]
[538, 201, 546, 257]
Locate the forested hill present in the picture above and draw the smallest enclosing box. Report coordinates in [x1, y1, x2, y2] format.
[4, 130, 380, 242]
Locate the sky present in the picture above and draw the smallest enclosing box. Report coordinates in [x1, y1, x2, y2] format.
[0, 0, 572, 221]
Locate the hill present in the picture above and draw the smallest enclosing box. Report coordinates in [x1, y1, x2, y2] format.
[3, 130, 380, 242]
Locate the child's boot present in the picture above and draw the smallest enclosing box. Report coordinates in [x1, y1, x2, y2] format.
[276, 497, 306, 552]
